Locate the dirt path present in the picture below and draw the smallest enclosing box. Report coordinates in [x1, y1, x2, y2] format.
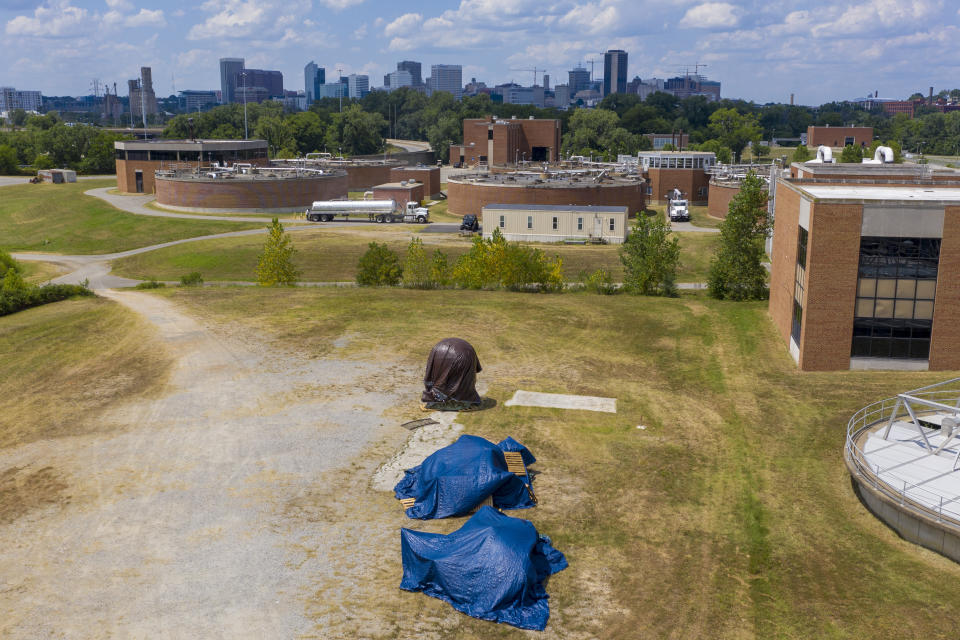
[0, 290, 423, 637]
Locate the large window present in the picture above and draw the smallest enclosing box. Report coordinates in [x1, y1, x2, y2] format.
[851, 236, 940, 359]
[792, 227, 808, 344]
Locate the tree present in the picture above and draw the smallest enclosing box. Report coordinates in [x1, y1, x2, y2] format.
[619, 213, 680, 296]
[254, 115, 293, 157]
[285, 111, 327, 154]
[9, 109, 27, 127]
[708, 108, 762, 162]
[426, 114, 461, 163]
[840, 144, 863, 163]
[356, 242, 401, 286]
[708, 172, 770, 300]
[0, 144, 18, 175]
[33, 153, 55, 169]
[694, 139, 732, 164]
[255, 218, 300, 286]
[325, 104, 386, 156]
[792, 144, 811, 162]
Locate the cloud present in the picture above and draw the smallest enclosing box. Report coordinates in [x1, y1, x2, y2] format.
[105, 0, 133, 10]
[558, 2, 620, 35]
[384, 13, 422, 38]
[5, 0, 91, 37]
[317, 0, 365, 8]
[189, 0, 265, 39]
[679, 2, 739, 28]
[812, 0, 941, 37]
[125, 8, 166, 27]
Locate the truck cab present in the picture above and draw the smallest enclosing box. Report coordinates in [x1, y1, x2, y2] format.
[668, 198, 690, 222]
[401, 201, 430, 224]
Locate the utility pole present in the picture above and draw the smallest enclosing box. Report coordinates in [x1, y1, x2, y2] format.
[241, 71, 248, 140]
[337, 66, 343, 112]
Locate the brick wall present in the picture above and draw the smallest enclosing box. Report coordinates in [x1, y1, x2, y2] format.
[806, 126, 873, 148]
[371, 183, 424, 208]
[344, 164, 397, 190]
[447, 181, 645, 217]
[768, 182, 802, 346]
[390, 166, 441, 197]
[707, 182, 739, 219]
[930, 205, 960, 370]
[116, 157, 270, 194]
[644, 168, 710, 204]
[799, 202, 863, 371]
[155, 174, 348, 210]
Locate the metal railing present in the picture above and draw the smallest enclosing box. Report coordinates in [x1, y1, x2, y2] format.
[844, 379, 960, 528]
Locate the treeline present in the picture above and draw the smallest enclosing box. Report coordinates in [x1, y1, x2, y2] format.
[0, 110, 127, 175]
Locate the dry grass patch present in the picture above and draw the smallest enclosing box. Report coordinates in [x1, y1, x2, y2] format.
[0, 296, 172, 450]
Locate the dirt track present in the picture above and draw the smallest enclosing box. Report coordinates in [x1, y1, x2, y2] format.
[0, 290, 425, 637]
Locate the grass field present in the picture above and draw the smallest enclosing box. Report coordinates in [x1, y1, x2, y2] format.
[0, 181, 261, 254]
[110, 228, 719, 283]
[156, 285, 960, 638]
[19, 260, 65, 284]
[0, 296, 171, 453]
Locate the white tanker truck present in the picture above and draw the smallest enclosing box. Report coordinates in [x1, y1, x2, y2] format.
[305, 199, 430, 223]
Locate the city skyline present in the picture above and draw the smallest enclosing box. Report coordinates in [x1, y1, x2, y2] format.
[1, 0, 958, 104]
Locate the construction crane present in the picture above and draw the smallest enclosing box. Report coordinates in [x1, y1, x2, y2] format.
[509, 67, 547, 86]
[678, 62, 708, 78]
[585, 58, 596, 80]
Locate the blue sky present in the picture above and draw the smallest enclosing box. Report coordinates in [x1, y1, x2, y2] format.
[1, 0, 958, 104]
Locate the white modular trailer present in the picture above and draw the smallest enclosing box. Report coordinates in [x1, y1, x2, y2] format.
[482, 204, 629, 244]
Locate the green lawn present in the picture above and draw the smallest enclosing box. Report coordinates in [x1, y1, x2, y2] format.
[19, 260, 65, 284]
[111, 229, 718, 283]
[0, 180, 261, 254]
[650, 203, 723, 228]
[158, 285, 960, 639]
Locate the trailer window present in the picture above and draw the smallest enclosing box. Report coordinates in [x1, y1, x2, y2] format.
[499, 215, 504, 228]
[527, 215, 533, 229]
[552, 216, 558, 230]
[577, 217, 583, 230]
[609, 218, 615, 231]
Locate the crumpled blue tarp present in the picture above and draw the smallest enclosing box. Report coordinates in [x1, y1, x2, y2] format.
[394, 435, 535, 519]
[400, 506, 568, 630]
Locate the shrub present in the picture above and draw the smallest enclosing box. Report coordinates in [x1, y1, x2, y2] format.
[451, 229, 563, 292]
[356, 242, 401, 286]
[255, 218, 300, 286]
[179, 271, 204, 287]
[402, 237, 432, 288]
[579, 268, 618, 295]
[429, 249, 451, 288]
[792, 145, 811, 162]
[0, 273, 93, 316]
[134, 278, 166, 289]
[0, 250, 21, 279]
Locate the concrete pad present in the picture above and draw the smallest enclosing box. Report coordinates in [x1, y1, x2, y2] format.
[504, 390, 617, 413]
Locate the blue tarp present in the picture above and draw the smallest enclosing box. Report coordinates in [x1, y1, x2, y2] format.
[400, 506, 568, 630]
[394, 435, 536, 519]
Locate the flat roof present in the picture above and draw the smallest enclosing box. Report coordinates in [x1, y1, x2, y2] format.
[115, 139, 267, 151]
[482, 204, 627, 213]
[373, 181, 421, 189]
[638, 151, 715, 157]
[798, 185, 960, 203]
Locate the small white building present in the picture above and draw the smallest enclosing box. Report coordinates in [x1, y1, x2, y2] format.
[482, 204, 629, 244]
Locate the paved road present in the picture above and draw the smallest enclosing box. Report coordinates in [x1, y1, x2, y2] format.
[12, 227, 322, 289]
[385, 138, 431, 152]
[86, 188, 312, 224]
[0, 174, 115, 188]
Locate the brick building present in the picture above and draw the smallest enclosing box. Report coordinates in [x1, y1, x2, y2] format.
[805, 126, 873, 148]
[447, 172, 644, 217]
[449, 116, 561, 166]
[155, 170, 348, 212]
[638, 151, 715, 205]
[769, 165, 960, 371]
[114, 139, 269, 193]
[389, 165, 441, 198]
[371, 181, 425, 208]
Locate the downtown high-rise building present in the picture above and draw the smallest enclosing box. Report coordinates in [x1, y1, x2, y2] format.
[219, 57, 244, 104]
[568, 66, 590, 95]
[603, 49, 628, 96]
[397, 60, 422, 86]
[428, 64, 462, 100]
[304, 61, 325, 103]
[0, 86, 42, 112]
[347, 74, 369, 99]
